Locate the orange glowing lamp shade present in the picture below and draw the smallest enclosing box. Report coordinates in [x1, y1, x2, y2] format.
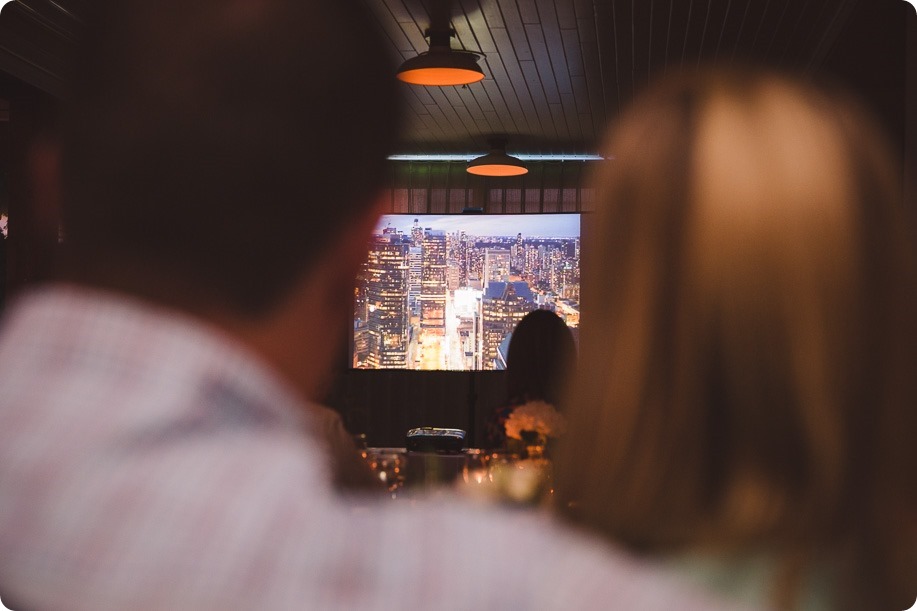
[467, 149, 528, 176]
[396, 50, 484, 86]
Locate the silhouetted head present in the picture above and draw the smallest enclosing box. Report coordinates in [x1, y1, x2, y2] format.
[506, 308, 576, 407]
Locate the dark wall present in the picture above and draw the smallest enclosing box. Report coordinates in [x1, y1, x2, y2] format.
[326, 370, 507, 448]
[0, 1, 911, 450]
[0, 0, 75, 306]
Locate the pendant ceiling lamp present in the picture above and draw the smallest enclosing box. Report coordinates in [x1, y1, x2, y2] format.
[396, 28, 484, 86]
[467, 138, 528, 176]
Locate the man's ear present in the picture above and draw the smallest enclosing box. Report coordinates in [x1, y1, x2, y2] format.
[326, 193, 387, 293]
[219, 195, 388, 405]
[347, 193, 387, 261]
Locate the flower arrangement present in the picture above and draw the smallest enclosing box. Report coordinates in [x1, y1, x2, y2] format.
[504, 400, 567, 440]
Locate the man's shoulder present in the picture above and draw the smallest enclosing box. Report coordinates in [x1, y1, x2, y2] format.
[0, 288, 748, 611]
[353, 498, 751, 610]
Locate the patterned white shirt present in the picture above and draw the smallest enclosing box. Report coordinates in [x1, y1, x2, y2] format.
[0, 287, 749, 610]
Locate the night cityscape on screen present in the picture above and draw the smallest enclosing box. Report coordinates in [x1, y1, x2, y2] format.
[352, 214, 580, 370]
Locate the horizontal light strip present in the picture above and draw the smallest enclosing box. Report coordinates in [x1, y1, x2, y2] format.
[387, 153, 609, 162]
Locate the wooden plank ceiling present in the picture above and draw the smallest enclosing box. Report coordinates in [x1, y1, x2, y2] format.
[0, 0, 89, 96]
[365, 0, 865, 157]
[0, 0, 909, 160]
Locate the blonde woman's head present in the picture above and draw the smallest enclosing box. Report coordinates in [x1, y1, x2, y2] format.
[555, 69, 916, 609]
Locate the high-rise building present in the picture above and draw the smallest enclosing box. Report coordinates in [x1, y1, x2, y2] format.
[511, 232, 524, 274]
[483, 248, 511, 288]
[411, 218, 424, 247]
[494, 332, 513, 370]
[352, 321, 371, 367]
[481, 281, 534, 369]
[453, 287, 483, 369]
[458, 231, 468, 287]
[364, 234, 409, 368]
[468, 243, 484, 286]
[353, 269, 368, 323]
[420, 229, 447, 335]
[561, 261, 579, 301]
[446, 260, 461, 291]
[523, 243, 540, 282]
[407, 246, 422, 316]
[549, 248, 563, 293]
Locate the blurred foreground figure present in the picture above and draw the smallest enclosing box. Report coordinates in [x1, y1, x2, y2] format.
[555, 69, 917, 611]
[0, 1, 744, 609]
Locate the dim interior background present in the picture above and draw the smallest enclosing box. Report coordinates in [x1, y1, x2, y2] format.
[0, 0, 913, 447]
[328, 160, 596, 447]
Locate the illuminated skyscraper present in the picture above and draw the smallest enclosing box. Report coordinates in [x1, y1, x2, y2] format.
[468, 243, 484, 286]
[446, 260, 461, 291]
[561, 261, 579, 301]
[352, 322, 371, 367]
[495, 332, 512, 370]
[511, 232, 524, 274]
[364, 234, 409, 368]
[458, 231, 468, 287]
[481, 281, 534, 369]
[550, 248, 563, 293]
[407, 246, 422, 315]
[352, 269, 369, 367]
[483, 248, 511, 288]
[420, 229, 447, 334]
[411, 218, 424, 247]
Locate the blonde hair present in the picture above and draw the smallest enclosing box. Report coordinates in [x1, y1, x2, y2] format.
[555, 69, 917, 609]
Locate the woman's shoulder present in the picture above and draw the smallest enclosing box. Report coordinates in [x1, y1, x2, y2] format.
[666, 551, 834, 611]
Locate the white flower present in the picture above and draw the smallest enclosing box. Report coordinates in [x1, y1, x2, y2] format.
[504, 400, 567, 440]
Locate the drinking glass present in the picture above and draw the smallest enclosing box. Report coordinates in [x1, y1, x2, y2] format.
[364, 449, 408, 498]
[461, 449, 490, 486]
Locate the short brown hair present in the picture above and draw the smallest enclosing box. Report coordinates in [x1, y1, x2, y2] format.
[60, 0, 401, 315]
[555, 69, 917, 610]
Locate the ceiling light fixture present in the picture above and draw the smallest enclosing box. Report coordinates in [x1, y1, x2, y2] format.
[466, 138, 528, 176]
[388, 154, 607, 161]
[396, 28, 484, 86]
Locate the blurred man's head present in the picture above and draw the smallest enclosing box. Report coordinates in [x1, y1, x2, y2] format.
[59, 0, 400, 317]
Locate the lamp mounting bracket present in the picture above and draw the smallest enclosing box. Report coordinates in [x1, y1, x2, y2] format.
[424, 27, 456, 49]
[486, 136, 509, 150]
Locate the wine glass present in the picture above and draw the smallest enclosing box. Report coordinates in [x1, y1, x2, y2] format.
[364, 449, 408, 498]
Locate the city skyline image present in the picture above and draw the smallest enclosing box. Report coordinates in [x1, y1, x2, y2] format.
[353, 214, 580, 371]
